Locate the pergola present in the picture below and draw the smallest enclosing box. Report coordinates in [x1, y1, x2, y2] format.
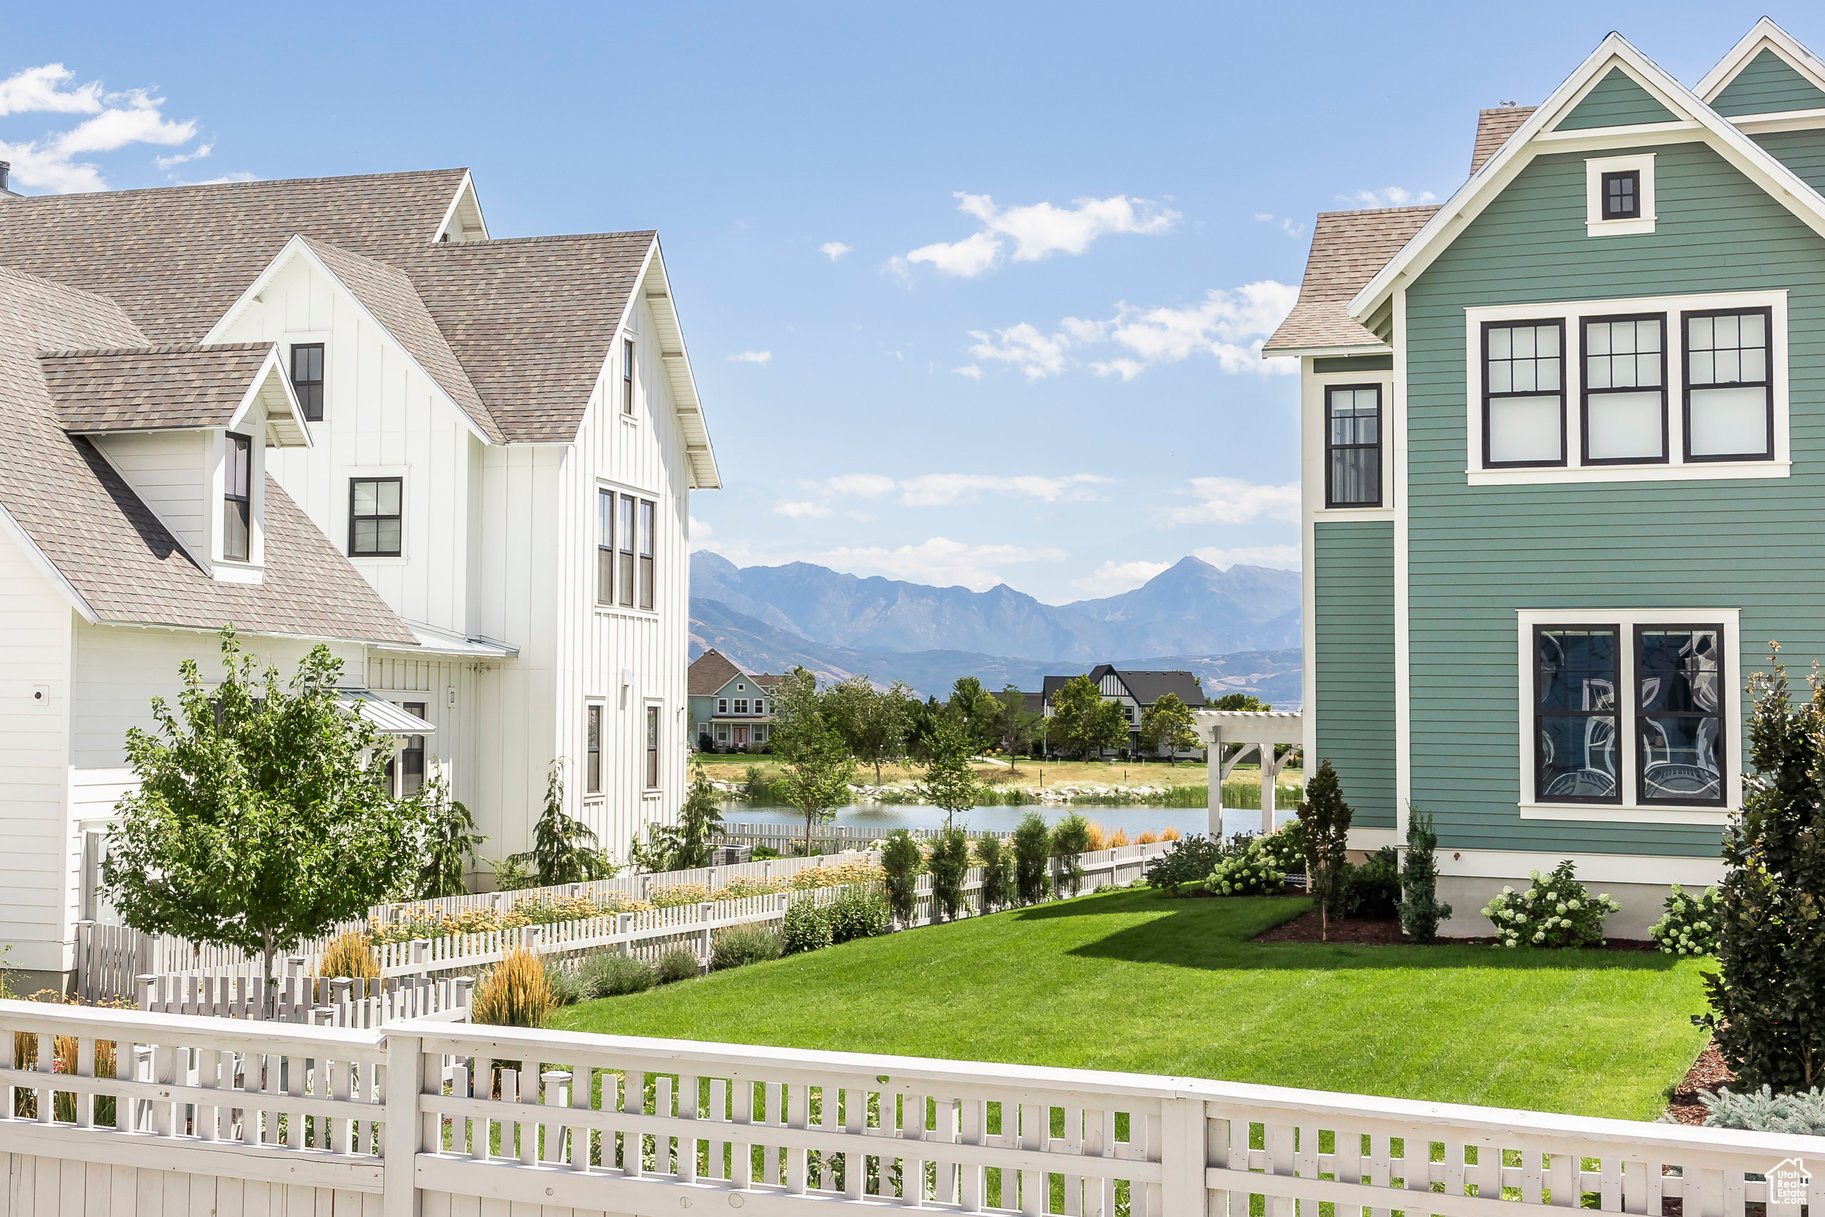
[1196, 709, 1304, 838]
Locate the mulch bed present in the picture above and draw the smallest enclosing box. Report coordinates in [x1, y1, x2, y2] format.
[1664, 1038, 1734, 1126]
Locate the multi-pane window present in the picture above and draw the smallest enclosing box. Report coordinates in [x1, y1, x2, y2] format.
[1636, 626, 1724, 805]
[397, 703, 427, 798]
[1483, 321, 1565, 467]
[349, 477, 403, 557]
[1324, 385, 1381, 508]
[223, 433, 252, 562]
[733, 699, 749, 715]
[1601, 170, 1640, 220]
[290, 343, 324, 421]
[755, 698, 766, 715]
[596, 489, 615, 605]
[1535, 626, 1620, 804]
[638, 499, 656, 611]
[645, 705, 661, 790]
[1684, 309, 1773, 461]
[617, 495, 636, 607]
[1581, 314, 1665, 463]
[622, 339, 636, 416]
[598, 490, 658, 611]
[717, 698, 728, 714]
[586, 704, 602, 794]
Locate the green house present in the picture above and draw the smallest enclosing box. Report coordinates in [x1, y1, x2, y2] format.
[1266, 19, 1825, 933]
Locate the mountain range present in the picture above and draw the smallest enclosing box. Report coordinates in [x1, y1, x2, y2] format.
[688, 552, 1303, 704]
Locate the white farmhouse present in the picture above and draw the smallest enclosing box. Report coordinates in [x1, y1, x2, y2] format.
[0, 169, 719, 988]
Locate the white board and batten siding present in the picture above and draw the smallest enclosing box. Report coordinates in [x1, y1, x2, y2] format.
[87, 431, 215, 567]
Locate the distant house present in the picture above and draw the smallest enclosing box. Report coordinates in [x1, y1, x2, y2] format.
[688, 649, 783, 751]
[1036, 665, 1206, 757]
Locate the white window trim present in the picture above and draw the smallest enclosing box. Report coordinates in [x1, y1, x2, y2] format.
[1585, 153, 1657, 236]
[582, 699, 606, 803]
[717, 698, 728, 714]
[346, 464, 409, 564]
[643, 698, 664, 796]
[1465, 290, 1789, 485]
[592, 478, 662, 618]
[1515, 607, 1740, 824]
[285, 331, 332, 423]
[1307, 368, 1396, 520]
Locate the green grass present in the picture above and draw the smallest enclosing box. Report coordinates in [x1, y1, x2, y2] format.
[555, 887, 1710, 1121]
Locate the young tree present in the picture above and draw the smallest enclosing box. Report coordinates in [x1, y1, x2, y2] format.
[1050, 812, 1092, 896]
[1296, 760, 1354, 941]
[1050, 674, 1127, 760]
[1012, 812, 1053, 905]
[975, 835, 1014, 912]
[771, 667, 857, 856]
[995, 685, 1043, 774]
[1211, 692, 1272, 711]
[532, 761, 616, 884]
[1704, 649, 1825, 1092]
[927, 825, 972, 922]
[1138, 692, 1199, 764]
[948, 677, 1003, 753]
[1398, 809, 1452, 943]
[826, 675, 913, 784]
[880, 829, 923, 926]
[418, 772, 483, 897]
[630, 764, 726, 872]
[103, 631, 424, 1014]
[918, 713, 980, 829]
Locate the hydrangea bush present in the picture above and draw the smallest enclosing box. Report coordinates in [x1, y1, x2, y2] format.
[1649, 884, 1721, 956]
[1200, 838, 1286, 897]
[1480, 860, 1619, 948]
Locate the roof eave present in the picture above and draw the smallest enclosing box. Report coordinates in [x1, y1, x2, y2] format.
[634, 239, 721, 490]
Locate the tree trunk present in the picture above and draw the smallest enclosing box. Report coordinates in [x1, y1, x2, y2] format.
[261, 929, 277, 1020]
[875, 760, 882, 784]
[804, 810, 814, 859]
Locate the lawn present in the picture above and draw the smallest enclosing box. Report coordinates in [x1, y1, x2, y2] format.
[555, 887, 1710, 1121]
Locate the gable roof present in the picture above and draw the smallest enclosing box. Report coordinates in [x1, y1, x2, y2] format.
[1262, 206, 1439, 354]
[1110, 669, 1207, 707]
[41, 342, 306, 441]
[689, 648, 745, 695]
[0, 266, 413, 646]
[1699, 17, 1825, 119]
[1471, 106, 1537, 173]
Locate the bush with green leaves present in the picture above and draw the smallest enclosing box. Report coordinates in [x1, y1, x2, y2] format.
[1399, 810, 1452, 944]
[1336, 846, 1401, 920]
[1649, 885, 1721, 957]
[1143, 835, 1225, 891]
[1698, 1084, 1825, 1134]
[927, 825, 972, 921]
[710, 923, 783, 970]
[1481, 860, 1619, 948]
[1012, 812, 1053, 905]
[975, 836, 1014, 912]
[579, 950, 657, 998]
[782, 897, 833, 954]
[880, 830, 923, 925]
[655, 948, 701, 983]
[1297, 761, 1354, 938]
[1050, 812, 1093, 896]
[827, 887, 892, 942]
[532, 761, 616, 884]
[1256, 818, 1305, 876]
[1200, 837, 1285, 896]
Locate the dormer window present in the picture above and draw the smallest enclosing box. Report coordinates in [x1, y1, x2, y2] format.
[1602, 171, 1639, 220]
[223, 433, 252, 561]
[290, 344, 324, 421]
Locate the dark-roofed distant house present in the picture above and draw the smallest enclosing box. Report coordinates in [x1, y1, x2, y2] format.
[0, 168, 719, 985]
[1264, 17, 1825, 932]
[687, 649, 783, 751]
[1037, 665, 1206, 758]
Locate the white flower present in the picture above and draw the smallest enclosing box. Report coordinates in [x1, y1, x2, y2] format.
[1567, 899, 1581, 911]
[1506, 940, 1518, 948]
[1533, 931, 1545, 943]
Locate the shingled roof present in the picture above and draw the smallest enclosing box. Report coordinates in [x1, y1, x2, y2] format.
[1471, 106, 1537, 173]
[41, 342, 279, 433]
[1262, 206, 1439, 353]
[0, 266, 414, 645]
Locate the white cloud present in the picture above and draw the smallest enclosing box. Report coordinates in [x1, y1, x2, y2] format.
[773, 500, 831, 519]
[953, 365, 982, 380]
[1072, 559, 1173, 596]
[820, 241, 852, 261]
[1254, 212, 1305, 239]
[968, 281, 1299, 381]
[1162, 477, 1301, 527]
[0, 63, 207, 194]
[895, 473, 1109, 507]
[1192, 544, 1302, 571]
[155, 140, 212, 169]
[688, 516, 714, 550]
[818, 537, 1066, 591]
[898, 191, 1178, 279]
[728, 350, 773, 365]
[823, 473, 896, 499]
[1341, 186, 1438, 207]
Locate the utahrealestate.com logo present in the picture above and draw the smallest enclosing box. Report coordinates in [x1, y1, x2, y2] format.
[1768, 1159, 1811, 1206]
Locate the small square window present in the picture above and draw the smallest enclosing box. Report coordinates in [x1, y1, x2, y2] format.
[1601, 171, 1640, 220]
[349, 477, 403, 556]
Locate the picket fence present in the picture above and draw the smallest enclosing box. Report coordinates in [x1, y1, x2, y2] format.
[136, 972, 474, 1028]
[0, 997, 1812, 1217]
[76, 845, 1170, 1002]
[719, 821, 1023, 851]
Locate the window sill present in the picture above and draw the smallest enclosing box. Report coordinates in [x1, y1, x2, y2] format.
[1467, 459, 1789, 486]
[1517, 802, 1729, 825]
[212, 559, 264, 585]
[642, 789, 662, 799]
[1314, 506, 1395, 521]
[594, 605, 660, 620]
[351, 554, 409, 566]
[1586, 217, 1655, 237]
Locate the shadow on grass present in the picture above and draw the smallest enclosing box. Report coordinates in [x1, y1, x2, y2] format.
[1012, 886, 1680, 975]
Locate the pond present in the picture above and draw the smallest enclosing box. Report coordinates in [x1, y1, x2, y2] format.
[718, 802, 1299, 840]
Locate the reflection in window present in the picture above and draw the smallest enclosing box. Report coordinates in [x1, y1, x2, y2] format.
[1536, 626, 1619, 803]
[1637, 627, 1724, 805]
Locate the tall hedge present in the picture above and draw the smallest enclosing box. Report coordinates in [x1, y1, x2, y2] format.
[1012, 812, 1053, 905]
[880, 829, 923, 927]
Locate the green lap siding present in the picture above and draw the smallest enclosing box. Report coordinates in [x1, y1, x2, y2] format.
[1554, 68, 1676, 130]
[1313, 521, 1396, 829]
[1752, 130, 1825, 194]
[1403, 138, 1825, 858]
[1711, 48, 1825, 117]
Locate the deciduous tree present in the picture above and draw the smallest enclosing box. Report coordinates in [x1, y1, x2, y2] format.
[1296, 760, 1354, 941]
[918, 713, 980, 829]
[948, 677, 1003, 753]
[1138, 692, 1199, 764]
[1050, 674, 1127, 760]
[826, 675, 913, 784]
[418, 773, 482, 897]
[630, 764, 726, 872]
[771, 667, 857, 856]
[995, 684, 1043, 773]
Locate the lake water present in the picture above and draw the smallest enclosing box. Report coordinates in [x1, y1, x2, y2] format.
[720, 802, 1299, 840]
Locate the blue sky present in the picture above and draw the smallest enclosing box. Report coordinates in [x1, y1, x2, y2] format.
[2, 2, 1809, 602]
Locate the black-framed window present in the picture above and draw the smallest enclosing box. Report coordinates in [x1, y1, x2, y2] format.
[586, 704, 602, 794]
[596, 488, 615, 605]
[1601, 170, 1640, 220]
[1683, 308, 1774, 461]
[1581, 314, 1667, 464]
[1636, 625, 1725, 806]
[1534, 625, 1620, 804]
[733, 698, 748, 715]
[398, 703, 427, 797]
[617, 494, 636, 607]
[638, 499, 656, 611]
[622, 338, 636, 416]
[290, 343, 324, 422]
[1482, 320, 1566, 467]
[349, 477, 403, 556]
[645, 704, 661, 790]
[223, 433, 252, 562]
[1324, 384, 1381, 508]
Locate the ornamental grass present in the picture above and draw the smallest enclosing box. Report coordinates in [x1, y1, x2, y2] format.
[317, 930, 380, 980]
[472, 948, 555, 1028]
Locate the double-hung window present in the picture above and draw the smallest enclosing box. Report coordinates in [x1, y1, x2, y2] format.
[290, 344, 324, 421]
[599, 490, 658, 612]
[1581, 314, 1665, 464]
[223, 433, 252, 562]
[585, 704, 602, 795]
[622, 339, 636, 416]
[349, 477, 402, 557]
[1482, 320, 1565, 467]
[645, 705, 661, 790]
[638, 499, 656, 610]
[717, 698, 728, 714]
[596, 489, 615, 605]
[617, 495, 636, 607]
[1324, 385, 1381, 507]
[733, 698, 748, 715]
[1684, 308, 1773, 461]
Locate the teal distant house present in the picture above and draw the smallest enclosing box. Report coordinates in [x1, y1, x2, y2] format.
[1265, 19, 1825, 932]
[688, 649, 782, 752]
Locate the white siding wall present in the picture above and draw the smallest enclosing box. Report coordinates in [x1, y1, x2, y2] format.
[91, 431, 213, 565]
[0, 527, 74, 974]
[366, 652, 482, 805]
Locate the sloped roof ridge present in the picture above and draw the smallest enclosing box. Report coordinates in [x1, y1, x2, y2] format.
[1311, 204, 1443, 220]
[463, 230, 657, 247]
[41, 340, 273, 358]
[1, 167, 469, 206]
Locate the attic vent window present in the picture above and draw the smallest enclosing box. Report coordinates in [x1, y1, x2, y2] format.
[1586, 153, 1655, 235]
[1602, 171, 1640, 219]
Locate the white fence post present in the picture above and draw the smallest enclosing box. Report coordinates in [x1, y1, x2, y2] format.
[382, 1023, 426, 1217]
[1158, 1095, 1207, 1216]
[699, 902, 715, 958]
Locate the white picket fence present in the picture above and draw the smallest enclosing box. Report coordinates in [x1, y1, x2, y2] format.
[77, 845, 1170, 1001]
[0, 997, 1810, 1217]
[719, 821, 1024, 851]
[136, 972, 474, 1028]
